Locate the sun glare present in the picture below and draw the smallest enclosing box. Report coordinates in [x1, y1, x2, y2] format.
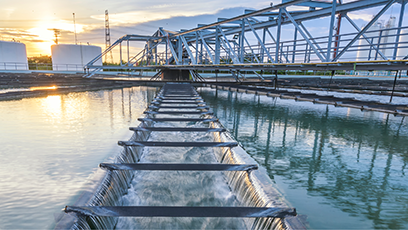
[27, 20, 85, 56]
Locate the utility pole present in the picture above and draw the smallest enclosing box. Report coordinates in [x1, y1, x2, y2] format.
[49, 28, 61, 44]
[105, 10, 113, 63]
[73, 13, 77, 45]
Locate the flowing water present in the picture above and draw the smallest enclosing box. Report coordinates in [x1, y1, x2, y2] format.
[116, 111, 248, 229]
[199, 87, 408, 230]
[0, 87, 157, 229]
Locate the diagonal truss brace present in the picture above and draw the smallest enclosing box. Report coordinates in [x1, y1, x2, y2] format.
[159, 28, 179, 65]
[263, 26, 290, 63]
[243, 36, 260, 63]
[180, 36, 197, 64]
[299, 22, 324, 57]
[217, 26, 241, 64]
[333, 0, 396, 61]
[129, 42, 161, 66]
[326, 0, 337, 62]
[245, 18, 276, 63]
[198, 31, 215, 64]
[282, 8, 326, 62]
[342, 14, 388, 61]
[167, 36, 180, 65]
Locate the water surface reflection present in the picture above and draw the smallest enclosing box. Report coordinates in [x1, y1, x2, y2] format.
[200, 88, 408, 230]
[0, 87, 157, 229]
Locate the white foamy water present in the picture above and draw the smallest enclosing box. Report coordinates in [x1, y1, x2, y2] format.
[116, 117, 247, 229]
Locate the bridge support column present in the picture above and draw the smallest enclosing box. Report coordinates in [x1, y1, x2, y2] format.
[161, 69, 190, 81]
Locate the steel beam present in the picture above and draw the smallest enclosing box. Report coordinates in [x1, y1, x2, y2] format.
[180, 36, 197, 64]
[198, 32, 215, 64]
[243, 36, 260, 63]
[245, 18, 276, 63]
[393, 0, 406, 59]
[326, 0, 337, 61]
[218, 26, 240, 63]
[282, 8, 326, 62]
[343, 14, 388, 61]
[333, 0, 396, 61]
[171, 0, 308, 37]
[168, 38, 180, 65]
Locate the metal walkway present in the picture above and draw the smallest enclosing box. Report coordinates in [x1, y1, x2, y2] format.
[63, 83, 298, 227]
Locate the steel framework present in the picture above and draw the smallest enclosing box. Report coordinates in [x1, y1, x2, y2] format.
[85, 0, 408, 79]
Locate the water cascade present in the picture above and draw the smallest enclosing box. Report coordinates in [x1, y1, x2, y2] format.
[55, 83, 303, 230]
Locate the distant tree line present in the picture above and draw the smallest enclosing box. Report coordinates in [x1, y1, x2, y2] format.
[28, 55, 52, 64]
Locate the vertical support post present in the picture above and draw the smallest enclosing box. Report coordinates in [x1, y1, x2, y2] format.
[304, 43, 309, 63]
[393, 0, 406, 59]
[390, 70, 400, 103]
[328, 70, 335, 90]
[274, 70, 278, 89]
[200, 36, 203, 63]
[326, 0, 337, 61]
[119, 41, 123, 66]
[154, 40, 157, 65]
[178, 36, 183, 65]
[292, 27, 297, 63]
[240, 19, 245, 63]
[127, 39, 130, 66]
[261, 28, 266, 62]
[276, 9, 283, 63]
[165, 36, 168, 65]
[373, 36, 380, 60]
[196, 32, 199, 64]
[215, 27, 220, 64]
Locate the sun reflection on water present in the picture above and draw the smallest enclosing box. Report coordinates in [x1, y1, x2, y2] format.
[40, 95, 62, 121]
[30, 86, 58, 91]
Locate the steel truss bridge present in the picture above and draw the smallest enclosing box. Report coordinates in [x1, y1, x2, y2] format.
[85, 0, 408, 81]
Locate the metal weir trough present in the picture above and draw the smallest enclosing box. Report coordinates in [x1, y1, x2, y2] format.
[56, 83, 304, 230]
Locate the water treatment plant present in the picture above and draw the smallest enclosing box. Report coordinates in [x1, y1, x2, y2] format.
[1, 0, 408, 229]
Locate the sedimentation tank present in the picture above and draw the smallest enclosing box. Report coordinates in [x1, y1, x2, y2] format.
[0, 40, 28, 70]
[51, 44, 102, 71]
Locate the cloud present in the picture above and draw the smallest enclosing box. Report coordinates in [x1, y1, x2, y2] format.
[347, 13, 376, 23]
[79, 7, 248, 43]
[2, 8, 15, 19]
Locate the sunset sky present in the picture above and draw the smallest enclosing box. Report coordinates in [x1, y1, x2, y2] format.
[0, 0, 406, 57]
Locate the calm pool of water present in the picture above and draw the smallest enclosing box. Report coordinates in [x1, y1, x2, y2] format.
[199, 88, 408, 230]
[0, 87, 157, 229]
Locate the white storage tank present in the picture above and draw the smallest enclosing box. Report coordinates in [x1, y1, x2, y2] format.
[356, 22, 382, 61]
[379, 17, 396, 58]
[0, 41, 28, 70]
[51, 44, 102, 71]
[397, 29, 408, 59]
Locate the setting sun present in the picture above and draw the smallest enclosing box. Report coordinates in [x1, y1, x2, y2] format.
[25, 20, 85, 56]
